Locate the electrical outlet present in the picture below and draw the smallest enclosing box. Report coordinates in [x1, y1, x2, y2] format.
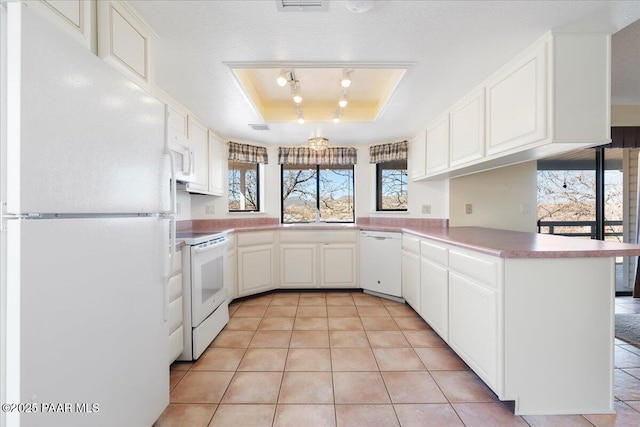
[465, 203, 473, 214]
[205, 204, 215, 214]
[422, 204, 431, 214]
[176, 202, 182, 215]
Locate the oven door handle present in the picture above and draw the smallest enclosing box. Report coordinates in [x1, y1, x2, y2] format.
[194, 241, 227, 253]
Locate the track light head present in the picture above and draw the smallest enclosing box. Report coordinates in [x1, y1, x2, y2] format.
[276, 69, 288, 86]
[338, 93, 348, 108]
[340, 69, 352, 88]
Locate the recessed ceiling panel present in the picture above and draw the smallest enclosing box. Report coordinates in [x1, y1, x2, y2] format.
[229, 64, 410, 123]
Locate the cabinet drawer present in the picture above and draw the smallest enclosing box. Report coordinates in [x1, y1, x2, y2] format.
[168, 296, 183, 334]
[449, 250, 499, 287]
[169, 326, 183, 364]
[171, 249, 182, 274]
[168, 273, 183, 302]
[237, 231, 276, 247]
[402, 234, 421, 254]
[420, 240, 448, 266]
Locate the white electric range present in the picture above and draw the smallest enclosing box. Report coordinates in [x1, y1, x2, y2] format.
[177, 231, 229, 360]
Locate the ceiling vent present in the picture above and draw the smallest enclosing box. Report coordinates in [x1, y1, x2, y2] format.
[249, 124, 270, 131]
[276, 0, 329, 12]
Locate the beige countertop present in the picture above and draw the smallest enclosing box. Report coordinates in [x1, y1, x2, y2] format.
[197, 223, 640, 259]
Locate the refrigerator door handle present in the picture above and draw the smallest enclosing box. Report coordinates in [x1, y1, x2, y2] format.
[165, 106, 176, 321]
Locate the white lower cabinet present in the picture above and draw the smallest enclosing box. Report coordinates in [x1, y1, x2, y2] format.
[277, 231, 358, 291]
[223, 234, 237, 303]
[237, 231, 276, 297]
[237, 244, 275, 296]
[420, 258, 448, 340]
[320, 243, 357, 288]
[401, 234, 421, 311]
[280, 244, 317, 288]
[402, 232, 615, 415]
[448, 272, 498, 390]
[401, 250, 420, 311]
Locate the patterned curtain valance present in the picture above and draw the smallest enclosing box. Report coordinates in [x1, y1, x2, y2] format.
[228, 141, 268, 164]
[278, 147, 357, 166]
[369, 141, 408, 164]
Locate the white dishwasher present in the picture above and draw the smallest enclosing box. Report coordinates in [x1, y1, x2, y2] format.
[360, 231, 403, 299]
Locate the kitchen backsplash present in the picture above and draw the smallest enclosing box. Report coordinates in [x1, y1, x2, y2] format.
[177, 217, 448, 232]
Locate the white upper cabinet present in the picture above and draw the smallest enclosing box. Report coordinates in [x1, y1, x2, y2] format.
[97, 0, 155, 91]
[28, 0, 97, 52]
[425, 113, 450, 175]
[208, 131, 225, 196]
[187, 116, 209, 192]
[153, 86, 189, 140]
[485, 42, 546, 155]
[450, 87, 485, 166]
[418, 32, 610, 180]
[409, 133, 427, 181]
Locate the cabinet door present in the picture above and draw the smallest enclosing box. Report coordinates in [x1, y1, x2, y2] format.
[425, 114, 450, 175]
[486, 42, 547, 155]
[224, 251, 237, 303]
[208, 132, 224, 196]
[29, 0, 96, 52]
[168, 105, 189, 139]
[281, 244, 317, 288]
[401, 250, 420, 312]
[320, 243, 357, 288]
[448, 272, 498, 390]
[410, 133, 427, 180]
[97, 0, 154, 90]
[420, 258, 448, 340]
[450, 88, 485, 167]
[188, 116, 209, 191]
[237, 244, 274, 296]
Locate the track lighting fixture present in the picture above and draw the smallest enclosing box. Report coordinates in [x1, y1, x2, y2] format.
[340, 69, 352, 88]
[276, 69, 288, 86]
[291, 83, 302, 104]
[296, 109, 304, 124]
[332, 109, 341, 124]
[338, 92, 348, 108]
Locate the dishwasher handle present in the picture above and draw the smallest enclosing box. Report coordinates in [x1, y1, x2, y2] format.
[361, 231, 401, 240]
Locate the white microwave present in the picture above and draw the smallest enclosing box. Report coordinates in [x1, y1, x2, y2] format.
[169, 134, 194, 183]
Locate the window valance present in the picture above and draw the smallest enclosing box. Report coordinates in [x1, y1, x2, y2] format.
[278, 147, 357, 166]
[228, 141, 268, 164]
[369, 141, 408, 164]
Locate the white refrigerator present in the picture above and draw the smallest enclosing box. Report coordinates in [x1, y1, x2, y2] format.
[1, 3, 171, 426]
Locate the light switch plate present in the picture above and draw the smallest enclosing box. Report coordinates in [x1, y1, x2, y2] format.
[205, 204, 215, 214]
[422, 204, 431, 214]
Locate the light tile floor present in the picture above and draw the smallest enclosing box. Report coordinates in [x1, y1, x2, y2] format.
[155, 293, 640, 427]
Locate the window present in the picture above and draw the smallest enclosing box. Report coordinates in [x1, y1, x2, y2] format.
[281, 164, 354, 223]
[376, 159, 408, 211]
[228, 161, 260, 212]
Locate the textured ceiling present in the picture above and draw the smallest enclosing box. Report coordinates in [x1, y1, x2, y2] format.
[129, 0, 640, 146]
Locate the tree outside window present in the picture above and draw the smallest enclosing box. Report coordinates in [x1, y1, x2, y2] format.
[228, 161, 259, 212]
[281, 164, 354, 223]
[376, 159, 408, 211]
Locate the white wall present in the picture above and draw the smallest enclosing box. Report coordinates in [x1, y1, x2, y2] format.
[449, 161, 538, 232]
[187, 142, 449, 221]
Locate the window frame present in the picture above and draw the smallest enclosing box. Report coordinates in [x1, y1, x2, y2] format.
[228, 160, 261, 212]
[375, 159, 408, 212]
[280, 164, 355, 224]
